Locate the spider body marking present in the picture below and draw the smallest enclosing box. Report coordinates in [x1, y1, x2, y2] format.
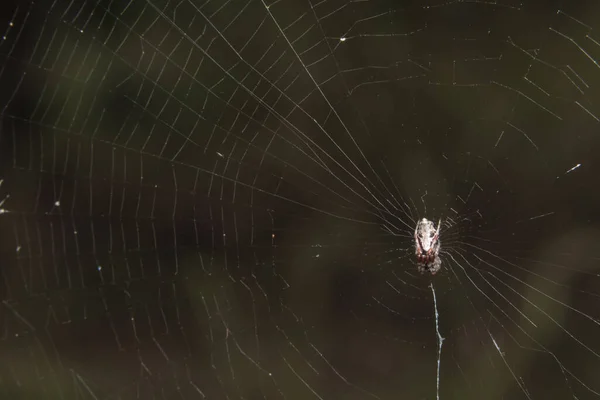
[414, 218, 442, 275]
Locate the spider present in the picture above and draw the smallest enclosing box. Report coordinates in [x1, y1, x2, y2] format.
[414, 218, 442, 275]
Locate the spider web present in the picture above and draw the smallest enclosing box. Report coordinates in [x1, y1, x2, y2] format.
[1, 0, 600, 398]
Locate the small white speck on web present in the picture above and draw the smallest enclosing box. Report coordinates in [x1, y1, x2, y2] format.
[340, 37, 346, 41]
[565, 163, 581, 175]
[556, 162, 582, 178]
[54, 200, 60, 206]
[0, 193, 8, 208]
[16, 246, 21, 253]
[491, 336, 502, 354]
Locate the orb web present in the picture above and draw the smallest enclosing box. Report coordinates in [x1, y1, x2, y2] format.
[1, 1, 600, 399]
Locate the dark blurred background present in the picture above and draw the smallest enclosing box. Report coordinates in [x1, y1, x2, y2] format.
[1, 0, 600, 399]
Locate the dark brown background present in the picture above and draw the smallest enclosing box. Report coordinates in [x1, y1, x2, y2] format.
[1, 0, 600, 399]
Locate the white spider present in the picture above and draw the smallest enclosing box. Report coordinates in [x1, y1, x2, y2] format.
[414, 218, 441, 275]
